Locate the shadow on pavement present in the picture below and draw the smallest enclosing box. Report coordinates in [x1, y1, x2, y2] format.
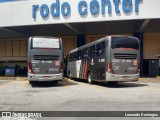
[31, 80, 78, 88]
[92, 81, 148, 88]
[71, 78, 148, 88]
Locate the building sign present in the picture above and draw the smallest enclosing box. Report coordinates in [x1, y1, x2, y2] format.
[32, 0, 141, 19]
[1, 0, 160, 27]
[0, 0, 16, 2]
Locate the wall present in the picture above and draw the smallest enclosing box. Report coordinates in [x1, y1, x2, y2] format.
[143, 33, 160, 59]
[86, 35, 106, 43]
[60, 36, 76, 57]
[0, 39, 27, 61]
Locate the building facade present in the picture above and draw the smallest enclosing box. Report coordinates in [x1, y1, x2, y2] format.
[0, 0, 160, 76]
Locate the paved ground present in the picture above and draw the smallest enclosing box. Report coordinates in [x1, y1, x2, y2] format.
[0, 77, 160, 120]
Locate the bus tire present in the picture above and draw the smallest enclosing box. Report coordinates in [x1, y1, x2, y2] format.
[87, 72, 93, 84]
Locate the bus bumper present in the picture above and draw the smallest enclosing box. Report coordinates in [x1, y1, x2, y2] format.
[28, 73, 63, 81]
[106, 72, 139, 82]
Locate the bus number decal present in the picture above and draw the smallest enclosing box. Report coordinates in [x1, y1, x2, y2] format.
[99, 59, 105, 63]
[32, 60, 40, 63]
[112, 59, 120, 63]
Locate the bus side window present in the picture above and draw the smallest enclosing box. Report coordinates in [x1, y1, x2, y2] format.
[73, 53, 75, 61]
[69, 54, 71, 62]
[74, 52, 77, 61]
[69, 54, 72, 62]
[101, 41, 105, 53]
[79, 50, 82, 59]
[88, 47, 91, 58]
[84, 48, 88, 58]
[72, 53, 74, 61]
[77, 51, 81, 60]
[70, 54, 72, 62]
[91, 45, 95, 58]
[71, 53, 73, 61]
[82, 49, 87, 59]
[96, 43, 101, 57]
[82, 50, 84, 59]
[77, 51, 79, 60]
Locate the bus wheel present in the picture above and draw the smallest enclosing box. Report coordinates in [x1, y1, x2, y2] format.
[87, 72, 93, 84]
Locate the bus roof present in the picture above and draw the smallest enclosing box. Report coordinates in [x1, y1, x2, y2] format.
[30, 36, 62, 40]
[69, 35, 138, 54]
[69, 36, 108, 53]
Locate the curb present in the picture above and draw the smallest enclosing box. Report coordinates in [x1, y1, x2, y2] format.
[139, 77, 160, 82]
[16, 77, 28, 81]
[0, 76, 28, 81]
[0, 77, 16, 80]
[156, 76, 160, 78]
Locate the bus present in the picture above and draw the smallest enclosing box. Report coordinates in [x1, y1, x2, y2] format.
[27, 36, 63, 84]
[67, 36, 140, 84]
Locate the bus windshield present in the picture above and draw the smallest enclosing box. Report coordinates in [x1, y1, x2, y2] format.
[32, 38, 60, 49]
[111, 37, 139, 50]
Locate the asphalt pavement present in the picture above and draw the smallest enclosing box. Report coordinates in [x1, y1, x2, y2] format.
[0, 77, 160, 120]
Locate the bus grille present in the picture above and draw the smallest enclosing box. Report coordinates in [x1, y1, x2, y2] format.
[33, 55, 59, 60]
[114, 53, 137, 59]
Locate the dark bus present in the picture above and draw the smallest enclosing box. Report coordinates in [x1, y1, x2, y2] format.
[67, 36, 140, 84]
[27, 36, 63, 84]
